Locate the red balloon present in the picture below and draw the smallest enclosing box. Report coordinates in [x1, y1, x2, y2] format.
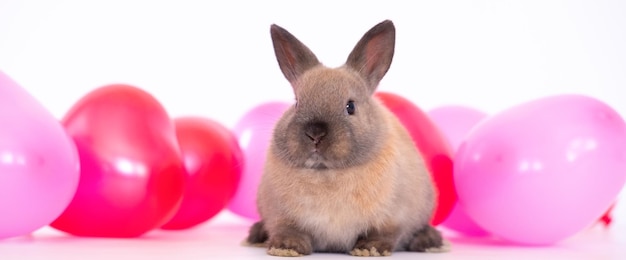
[161, 117, 243, 230]
[375, 91, 456, 225]
[599, 203, 615, 227]
[50, 84, 186, 237]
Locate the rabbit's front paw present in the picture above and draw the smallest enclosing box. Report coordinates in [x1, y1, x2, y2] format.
[350, 245, 392, 257]
[267, 232, 313, 257]
[350, 229, 396, 257]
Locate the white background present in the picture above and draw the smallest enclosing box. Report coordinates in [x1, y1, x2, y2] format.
[1, 0, 626, 259]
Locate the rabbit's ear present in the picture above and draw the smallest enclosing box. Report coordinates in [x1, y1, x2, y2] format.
[271, 24, 320, 85]
[345, 20, 395, 93]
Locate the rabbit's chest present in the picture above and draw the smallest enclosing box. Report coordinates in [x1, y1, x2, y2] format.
[289, 174, 391, 251]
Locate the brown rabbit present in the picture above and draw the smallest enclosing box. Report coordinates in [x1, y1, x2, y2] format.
[245, 20, 448, 257]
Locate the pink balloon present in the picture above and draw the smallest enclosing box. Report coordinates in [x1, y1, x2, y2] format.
[455, 94, 626, 245]
[428, 106, 489, 237]
[227, 101, 290, 220]
[0, 71, 80, 239]
[428, 106, 487, 149]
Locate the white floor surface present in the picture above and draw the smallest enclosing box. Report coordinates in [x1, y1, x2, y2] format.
[1, 210, 624, 260]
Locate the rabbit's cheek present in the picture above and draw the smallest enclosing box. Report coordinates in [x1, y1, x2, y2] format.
[333, 137, 353, 158]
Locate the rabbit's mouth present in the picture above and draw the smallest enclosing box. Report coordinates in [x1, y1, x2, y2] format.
[304, 153, 329, 170]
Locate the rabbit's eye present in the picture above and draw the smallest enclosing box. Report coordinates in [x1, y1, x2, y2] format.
[346, 100, 356, 115]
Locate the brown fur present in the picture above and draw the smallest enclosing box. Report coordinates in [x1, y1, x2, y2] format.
[247, 20, 447, 257]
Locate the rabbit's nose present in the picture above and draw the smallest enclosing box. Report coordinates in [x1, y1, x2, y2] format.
[305, 122, 328, 144]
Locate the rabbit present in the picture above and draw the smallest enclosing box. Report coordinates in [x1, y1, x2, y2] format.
[244, 20, 448, 257]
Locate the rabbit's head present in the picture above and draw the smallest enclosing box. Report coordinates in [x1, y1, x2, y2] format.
[269, 20, 396, 170]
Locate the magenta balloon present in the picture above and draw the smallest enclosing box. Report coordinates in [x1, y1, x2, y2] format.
[455, 94, 626, 245]
[0, 71, 80, 239]
[428, 106, 489, 237]
[227, 101, 290, 220]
